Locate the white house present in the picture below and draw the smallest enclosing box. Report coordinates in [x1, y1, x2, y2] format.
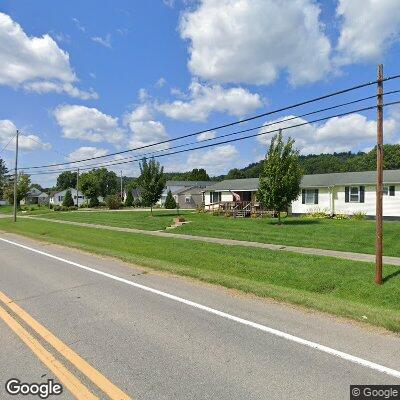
[203, 170, 400, 218]
[49, 188, 85, 206]
[292, 170, 399, 218]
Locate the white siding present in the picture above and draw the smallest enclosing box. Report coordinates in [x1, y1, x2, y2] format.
[291, 187, 331, 215]
[203, 190, 233, 207]
[292, 185, 400, 217]
[334, 185, 399, 217]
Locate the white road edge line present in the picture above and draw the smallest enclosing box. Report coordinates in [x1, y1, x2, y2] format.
[1, 237, 399, 380]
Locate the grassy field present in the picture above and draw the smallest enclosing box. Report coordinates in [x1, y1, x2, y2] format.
[0, 217, 399, 332]
[33, 210, 400, 256]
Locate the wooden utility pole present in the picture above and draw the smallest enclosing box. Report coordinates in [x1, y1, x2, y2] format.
[76, 168, 80, 208]
[375, 64, 384, 285]
[120, 170, 123, 201]
[13, 130, 19, 223]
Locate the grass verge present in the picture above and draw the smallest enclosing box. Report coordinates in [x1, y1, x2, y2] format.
[1, 218, 400, 332]
[34, 210, 400, 257]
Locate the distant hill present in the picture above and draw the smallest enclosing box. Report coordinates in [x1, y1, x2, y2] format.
[121, 144, 400, 186]
[221, 144, 400, 179]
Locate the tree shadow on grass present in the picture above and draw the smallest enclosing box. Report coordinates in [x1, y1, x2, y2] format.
[148, 212, 182, 218]
[383, 269, 400, 283]
[269, 219, 321, 226]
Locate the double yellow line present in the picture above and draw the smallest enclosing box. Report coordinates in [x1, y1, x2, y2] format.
[0, 291, 132, 399]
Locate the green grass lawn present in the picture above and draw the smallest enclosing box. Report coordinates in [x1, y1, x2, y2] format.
[0, 218, 399, 332]
[34, 209, 184, 230]
[0, 204, 53, 216]
[33, 210, 400, 257]
[0, 205, 12, 214]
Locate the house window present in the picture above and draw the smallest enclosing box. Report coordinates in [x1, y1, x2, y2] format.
[349, 186, 359, 202]
[302, 189, 318, 205]
[383, 186, 395, 196]
[185, 196, 191, 203]
[210, 192, 221, 203]
[305, 189, 317, 204]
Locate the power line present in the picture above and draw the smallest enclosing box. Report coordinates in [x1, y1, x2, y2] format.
[20, 75, 400, 171]
[22, 100, 400, 177]
[44, 89, 400, 173]
[0, 133, 17, 155]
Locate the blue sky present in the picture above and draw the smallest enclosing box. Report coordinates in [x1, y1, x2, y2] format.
[0, 0, 399, 186]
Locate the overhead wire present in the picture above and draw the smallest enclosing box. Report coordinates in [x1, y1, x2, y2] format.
[33, 89, 400, 174]
[21, 99, 400, 177]
[19, 74, 400, 171]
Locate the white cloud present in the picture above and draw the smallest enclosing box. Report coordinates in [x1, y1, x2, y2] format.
[157, 80, 262, 122]
[67, 146, 108, 162]
[155, 77, 167, 88]
[336, 0, 400, 65]
[180, 0, 331, 86]
[91, 34, 112, 48]
[124, 105, 169, 151]
[23, 81, 98, 100]
[0, 13, 97, 99]
[0, 119, 51, 151]
[54, 105, 124, 144]
[185, 144, 240, 175]
[72, 18, 86, 32]
[138, 88, 149, 102]
[163, 0, 175, 8]
[257, 113, 399, 154]
[197, 131, 216, 141]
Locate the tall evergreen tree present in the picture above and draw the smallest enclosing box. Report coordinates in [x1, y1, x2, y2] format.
[138, 158, 165, 215]
[257, 130, 303, 224]
[62, 189, 74, 207]
[164, 190, 177, 209]
[125, 190, 134, 207]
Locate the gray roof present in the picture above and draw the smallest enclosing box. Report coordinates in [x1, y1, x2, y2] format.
[205, 170, 400, 191]
[301, 170, 400, 187]
[165, 180, 211, 188]
[206, 178, 259, 191]
[27, 187, 48, 197]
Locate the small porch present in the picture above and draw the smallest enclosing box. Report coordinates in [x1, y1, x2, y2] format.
[204, 201, 273, 218]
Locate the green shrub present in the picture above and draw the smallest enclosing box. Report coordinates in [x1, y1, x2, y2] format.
[88, 197, 99, 208]
[196, 204, 205, 213]
[105, 194, 121, 210]
[68, 206, 78, 211]
[53, 205, 62, 211]
[305, 207, 330, 219]
[352, 211, 366, 220]
[133, 198, 142, 208]
[333, 213, 349, 220]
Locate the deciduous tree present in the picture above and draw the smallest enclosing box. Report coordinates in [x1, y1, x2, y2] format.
[257, 130, 303, 224]
[138, 158, 165, 215]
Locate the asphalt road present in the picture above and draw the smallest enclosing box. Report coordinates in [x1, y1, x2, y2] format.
[0, 232, 399, 399]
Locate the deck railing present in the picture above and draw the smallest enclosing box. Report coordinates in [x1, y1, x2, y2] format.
[204, 201, 274, 217]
